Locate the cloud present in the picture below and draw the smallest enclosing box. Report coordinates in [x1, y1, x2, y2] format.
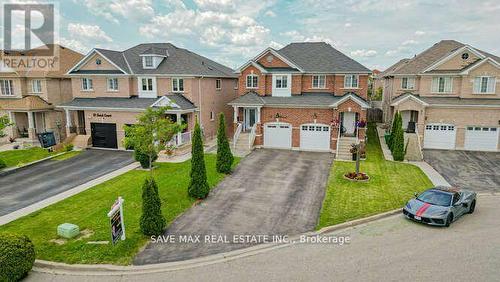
[415, 30, 426, 36]
[402, 39, 418, 46]
[265, 10, 277, 17]
[280, 30, 332, 43]
[344, 23, 352, 28]
[59, 37, 90, 54]
[79, 0, 154, 24]
[350, 49, 377, 57]
[67, 23, 113, 43]
[269, 40, 283, 49]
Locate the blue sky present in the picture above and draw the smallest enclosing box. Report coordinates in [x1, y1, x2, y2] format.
[9, 0, 500, 70]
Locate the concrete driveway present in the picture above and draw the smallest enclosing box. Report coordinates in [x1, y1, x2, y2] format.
[423, 150, 500, 192]
[134, 149, 333, 265]
[0, 149, 133, 216]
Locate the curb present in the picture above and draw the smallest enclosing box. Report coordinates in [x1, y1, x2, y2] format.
[0, 151, 68, 177]
[33, 208, 403, 275]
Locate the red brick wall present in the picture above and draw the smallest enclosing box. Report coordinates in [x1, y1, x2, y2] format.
[257, 51, 291, 68]
[292, 75, 302, 95]
[238, 65, 266, 96]
[333, 74, 368, 99]
[301, 75, 336, 93]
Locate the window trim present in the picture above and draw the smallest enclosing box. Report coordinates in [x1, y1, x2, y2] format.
[344, 74, 359, 88]
[172, 78, 184, 93]
[141, 77, 154, 92]
[216, 79, 221, 90]
[31, 79, 42, 93]
[473, 76, 496, 94]
[210, 111, 215, 121]
[311, 75, 326, 89]
[143, 56, 154, 68]
[107, 77, 119, 92]
[274, 75, 288, 89]
[401, 77, 415, 90]
[431, 76, 453, 94]
[246, 74, 258, 89]
[0, 79, 14, 96]
[81, 78, 93, 91]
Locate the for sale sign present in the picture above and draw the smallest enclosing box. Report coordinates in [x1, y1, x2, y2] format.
[107, 197, 125, 244]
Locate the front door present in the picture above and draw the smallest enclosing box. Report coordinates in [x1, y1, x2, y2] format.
[342, 112, 356, 136]
[244, 108, 256, 131]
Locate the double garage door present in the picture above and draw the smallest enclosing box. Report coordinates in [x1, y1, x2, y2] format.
[424, 123, 498, 151]
[91, 123, 118, 149]
[263, 123, 330, 151]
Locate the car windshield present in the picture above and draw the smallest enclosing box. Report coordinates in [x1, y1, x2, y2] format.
[417, 190, 452, 207]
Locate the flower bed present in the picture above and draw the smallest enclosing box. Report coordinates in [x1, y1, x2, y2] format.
[343, 172, 370, 182]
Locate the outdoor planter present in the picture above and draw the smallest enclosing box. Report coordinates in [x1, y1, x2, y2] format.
[343, 172, 370, 182]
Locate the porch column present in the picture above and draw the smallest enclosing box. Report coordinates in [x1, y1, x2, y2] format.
[176, 113, 182, 146]
[27, 111, 36, 140]
[256, 107, 261, 123]
[65, 108, 72, 137]
[233, 106, 238, 123]
[8, 111, 16, 138]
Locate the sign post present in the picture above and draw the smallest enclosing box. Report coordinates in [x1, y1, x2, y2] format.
[107, 196, 126, 244]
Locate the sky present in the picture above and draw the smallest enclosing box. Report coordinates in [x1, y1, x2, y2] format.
[3, 0, 500, 70]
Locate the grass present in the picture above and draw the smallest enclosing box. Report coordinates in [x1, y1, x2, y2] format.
[317, 123, 433, 229]
[52, 150, 82, 161]
[0, 147, 56, 168]
[0, 154, 240, 265]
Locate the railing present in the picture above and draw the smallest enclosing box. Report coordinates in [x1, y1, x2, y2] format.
[336, 125, 341, 155]
[180, 131, 191, 145]
[233, 122, 242, 148]
[248, 124, 257, 149]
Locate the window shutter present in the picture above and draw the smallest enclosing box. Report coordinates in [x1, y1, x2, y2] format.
[487, 77, 495, 93]
[431, 77, 438, 92]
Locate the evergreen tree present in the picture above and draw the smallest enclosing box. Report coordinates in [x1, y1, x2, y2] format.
[140, 177, 166, 236]
[216, 113, 234, 174]
[388, 112, 399, 150]
[392, 113, 405, 161]
[188, 120, 210, 199]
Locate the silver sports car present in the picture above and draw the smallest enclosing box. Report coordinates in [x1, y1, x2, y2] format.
[403, 186, 476, 227]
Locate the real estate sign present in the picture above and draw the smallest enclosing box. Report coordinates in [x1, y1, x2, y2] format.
[107, 196, 126, 244]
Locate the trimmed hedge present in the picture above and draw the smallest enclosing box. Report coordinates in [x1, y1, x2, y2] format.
[0, 233, 36, 281]
[134, 150, 158, 169]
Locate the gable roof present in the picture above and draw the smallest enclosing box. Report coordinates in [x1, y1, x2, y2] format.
[229, 92, 370, 108]
[390, 40, 500, 75]
[390, 93, 500, 108]
[69, 43, 236, 77]
[276, 42, 371, 73]
[378, 58, 411, 77]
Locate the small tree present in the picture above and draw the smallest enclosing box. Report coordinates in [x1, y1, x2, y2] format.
[388, 112, 399, 150]
[216, 113, 233, 174]
[0, 115, 12, 169]
[392, 113, 405, 161]
[188, 120, 210, 199]
[139, 177, 165, 236]
[124, 107, 183, 171]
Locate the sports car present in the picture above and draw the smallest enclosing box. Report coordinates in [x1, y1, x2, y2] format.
[403, 186, 476, 227]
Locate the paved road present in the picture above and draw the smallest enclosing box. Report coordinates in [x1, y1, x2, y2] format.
[134, 149, 333, 264]
[0, 149, 133, 216]
[28, 194, 500, 281]
[424, 150, 500, 192]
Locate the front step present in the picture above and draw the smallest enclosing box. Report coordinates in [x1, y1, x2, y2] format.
[336, 137, 359, 160]
[72, 134, 91, 149]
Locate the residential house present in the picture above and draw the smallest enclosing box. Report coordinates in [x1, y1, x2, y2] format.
[229, 42, 371, 159]
[60, 43, 237, 150]
[376, 40, 500, 154]
[0, 44, 83, 145]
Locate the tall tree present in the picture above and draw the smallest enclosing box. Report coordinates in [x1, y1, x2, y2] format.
[124, 107, 183, 171]
[188, 120, 210, 199]
[139, 177, 165, 236]
[392, 113, 405, 161]
[388, 112, 399, 150]
[216, 113, 233, 174]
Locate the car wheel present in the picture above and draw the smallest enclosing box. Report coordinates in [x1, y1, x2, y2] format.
[445, 213, 453, 227]
[468, 200, 476, 214]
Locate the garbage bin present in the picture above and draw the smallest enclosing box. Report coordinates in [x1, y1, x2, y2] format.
[384, 132, 391, 144]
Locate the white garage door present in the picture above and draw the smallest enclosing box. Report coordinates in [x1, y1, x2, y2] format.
[464, 126, 499, 151]
[264, 123, 292, 149]
[300, 124, 331, 151]
[424, 124, 456, 150]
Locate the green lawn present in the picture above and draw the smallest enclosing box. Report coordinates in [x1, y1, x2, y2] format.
[51, 150, 82, 161]
[0, 154, 240, 265]
[0, 147, 56, 168]
[317, 123, 433, 229]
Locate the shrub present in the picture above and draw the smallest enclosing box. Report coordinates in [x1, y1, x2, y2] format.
[216, 113, 233, 174]
[188, 121, 210, 199]
[0, 159, 6, 170]
[64, 143, 74, 152]
[140, 177, 166, 236]
[0, 233, 36, 281]
[134, 150, 158, 169]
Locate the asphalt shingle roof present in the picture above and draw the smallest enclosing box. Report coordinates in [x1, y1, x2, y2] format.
[276, 42, 371, 73]
[392, 93, 500, 107]
[229, 92, 369, 108]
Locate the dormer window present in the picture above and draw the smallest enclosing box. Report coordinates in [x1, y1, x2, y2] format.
[143, 56, 154, 68]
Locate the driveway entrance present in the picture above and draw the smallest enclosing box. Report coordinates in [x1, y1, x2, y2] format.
[134, 149, 333, 264]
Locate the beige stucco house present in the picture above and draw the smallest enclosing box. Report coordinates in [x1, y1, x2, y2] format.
[60, 43, 238, 150]
[0, 45, 83, 145]
[375, 40, 500, 155]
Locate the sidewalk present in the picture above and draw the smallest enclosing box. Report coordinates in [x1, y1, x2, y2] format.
[376, 125, 450, 187]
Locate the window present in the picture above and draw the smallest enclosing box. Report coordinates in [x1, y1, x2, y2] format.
[246, 74, 258, 88]
[275, 75, 288, 88]
[141, 78, 154, 91]
[143, 56, 154, 68]
[473, 76, 496, 94]
[107, 78, 118, 91]
[401, 77, 415, 90]
[31, 79, 42, 93]
[216, 79, 221, 90]
[0, 80, 14, 96]
[210, 111, 215, 121]
[172, 78, 184, 92]
[344, 74, 359, 88]
[431, 77, 452, 93]
[312, 75, 326, 89]
[81, 78, 93, 91]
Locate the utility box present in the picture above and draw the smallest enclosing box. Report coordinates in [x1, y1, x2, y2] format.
[57, 223, 80, 239]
